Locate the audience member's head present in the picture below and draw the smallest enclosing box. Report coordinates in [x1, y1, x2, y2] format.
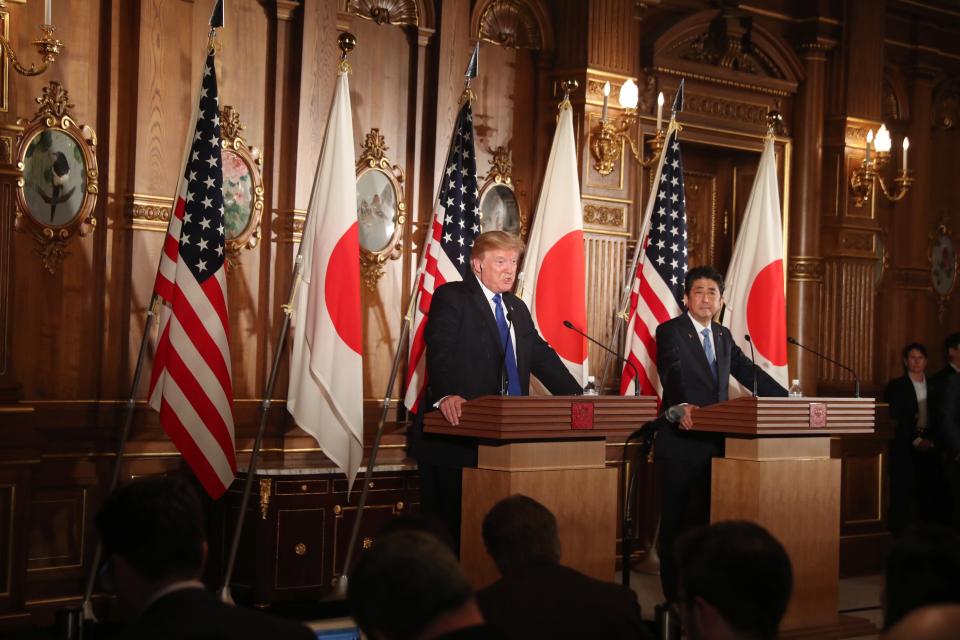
[883, 604, 960, 640]
[883, 524, 960, 630]
[675, 521, 793, 640]
[348, 530, 481, 640]
[943, 332, 960, 367]
[375, 513, 456, 552]
[94, 475, 207, 615]
[481, 494, 561, 577]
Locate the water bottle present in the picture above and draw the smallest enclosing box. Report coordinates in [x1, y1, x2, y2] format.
[583, 375, 599, 396]
[788, 379, 803, 398]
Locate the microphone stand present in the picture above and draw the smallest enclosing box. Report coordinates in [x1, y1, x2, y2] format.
[562, 321, 640, 397]
[787, 336, 861, 398]
[744, 334, 758, 398]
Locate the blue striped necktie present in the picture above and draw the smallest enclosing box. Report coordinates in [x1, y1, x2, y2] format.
[493, 294, 521, 395]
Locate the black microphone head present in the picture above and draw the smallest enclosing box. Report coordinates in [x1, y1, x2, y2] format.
[563, 320, 575, 329]
[744, 334, 752, 342]
[787, 336, 798, 345]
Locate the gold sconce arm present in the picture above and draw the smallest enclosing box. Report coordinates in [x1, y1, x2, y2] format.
[0, 24, 62, 76]
[850, 151, 913, 207]
[591, 109, 665, 176]
[875, 171, 914, 203]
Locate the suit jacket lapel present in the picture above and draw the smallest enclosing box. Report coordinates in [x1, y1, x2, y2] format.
[466, 272, 503, 352]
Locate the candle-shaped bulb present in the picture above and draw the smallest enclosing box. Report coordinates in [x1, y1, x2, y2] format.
[45, 0, 52, 24]
[656, 91, 664, 133]
[874, 124, 892, 153]
[902, 136, 910, 171]
[618, 79, 639, 110]
[601, 81, 610, 122]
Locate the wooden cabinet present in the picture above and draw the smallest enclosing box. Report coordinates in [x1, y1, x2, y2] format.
[218, 464, 419, 605]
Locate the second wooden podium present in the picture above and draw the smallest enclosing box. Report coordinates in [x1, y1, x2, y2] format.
[424, 395, 657, 588]
[693, 395, 876, 637]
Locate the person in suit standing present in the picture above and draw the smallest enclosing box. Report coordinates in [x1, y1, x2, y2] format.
[930, 332, 960, 527]
[410, 230, 582, 546]
[884, 342, 941, 534]
[654, 265, 787, 603]
[94, 475, 315, 640]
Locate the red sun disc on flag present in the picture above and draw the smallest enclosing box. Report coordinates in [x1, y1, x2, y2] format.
[534, 230, 587, 363]
[324, 222, 363, 356]
[746, 260, 787, 366]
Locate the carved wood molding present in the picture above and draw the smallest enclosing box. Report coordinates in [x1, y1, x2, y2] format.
[583, 204, 624, 228]
[892, 266, 931, 291]
[647, 9, 803, 97]
[471, 0, 552, 55]
[278, 209, 307, 243]
[932, 77, 960, 130]
[125, 194, 173, 232]
[788, 256, 824, 282]
[346, 0, 419, 27]
[682, 92, 776, 129]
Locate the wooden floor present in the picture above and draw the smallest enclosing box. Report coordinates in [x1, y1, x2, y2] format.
[628, 569, 884, 640]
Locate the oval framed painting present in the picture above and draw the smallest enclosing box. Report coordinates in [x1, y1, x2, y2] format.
[355, 128, 405, 290]
[220, 106, 265, 268]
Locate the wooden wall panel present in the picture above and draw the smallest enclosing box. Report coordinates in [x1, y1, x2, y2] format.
[584, 234, 626, 383]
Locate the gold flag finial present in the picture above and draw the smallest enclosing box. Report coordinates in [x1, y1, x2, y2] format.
[338, 32, 357, 73]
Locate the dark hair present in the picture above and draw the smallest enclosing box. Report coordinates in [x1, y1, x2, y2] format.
[684, 265, 725, 295]
[348, 530, 473, 640]
[375, 513, 456, 552]
[94, 475, 205, 582]
[884, 524, 960, 630]
[482, 494, 561, 576]
[944, 332, 960, 355]
[676, 521, 793, 640]
[902, 343, 928, 361]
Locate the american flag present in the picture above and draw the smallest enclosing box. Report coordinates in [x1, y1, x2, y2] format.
[620, 124, 688, 398]
[148, 50, 236, 499]
[403, 99, 481, 412]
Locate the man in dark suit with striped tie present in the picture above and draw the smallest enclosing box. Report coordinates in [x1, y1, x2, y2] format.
[654, 265, 787, 603]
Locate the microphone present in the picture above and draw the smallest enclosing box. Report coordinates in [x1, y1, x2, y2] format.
[498, 307, 515, 396]
[563, 320, 640, 397]
[787, 336, 861, 398]
[744, 334, 758, 398]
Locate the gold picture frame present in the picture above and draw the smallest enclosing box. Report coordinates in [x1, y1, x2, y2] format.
[356, 128, 405, 290]
[930, 220, 958, 320]
[479, 146, 525, 239]
[14, 81, 98, 273]
[219, 105, 265, 269]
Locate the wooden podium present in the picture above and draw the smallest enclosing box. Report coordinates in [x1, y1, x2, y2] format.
[424, 395, 657, 588]
[693, 396, 876, 638]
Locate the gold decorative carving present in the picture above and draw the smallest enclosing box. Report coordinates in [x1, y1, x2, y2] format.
[583, 204, 625, 228]
[0, 134, 13, 165]
[932, 78, 960, 130]
[682, 93, 773, 128]
[788, 257, 823, 281]
[219, 106, 265, 270]
[125, 194, 173, 232]
[672, 26, 782, 80]
[346, 0, 419, 27]
[362, 537, 373, 550]
[654, 66, 791, 98]
[278, 209, 307, 243]
[259, 478, 271, 520]
[356, 128, 406, 291]
[477, 0, 542, 50]
[479, 146, 526, 239]
[839, 230, 875, 253]
[14, 81, 99, 274]
[294, 543, 307, 556]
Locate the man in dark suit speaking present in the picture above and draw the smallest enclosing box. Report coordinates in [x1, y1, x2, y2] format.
[655, 265, 787, 603]
[411, 230, 581, 544]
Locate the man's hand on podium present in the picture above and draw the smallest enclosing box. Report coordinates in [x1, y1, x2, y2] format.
[678, 404, 697, 430]
[439, 395, 466, 426]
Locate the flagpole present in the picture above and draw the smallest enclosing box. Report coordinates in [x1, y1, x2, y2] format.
[217, 32, 358, 605]
[597, 117, 679, 392]
[77, 27, 222, 628]
[331, 43, 481, 598]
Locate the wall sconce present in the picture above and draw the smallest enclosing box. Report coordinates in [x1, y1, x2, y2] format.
[0, 0, 62, 77]
[850, 123, 912, 207]
[590, 79, 665, 176]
